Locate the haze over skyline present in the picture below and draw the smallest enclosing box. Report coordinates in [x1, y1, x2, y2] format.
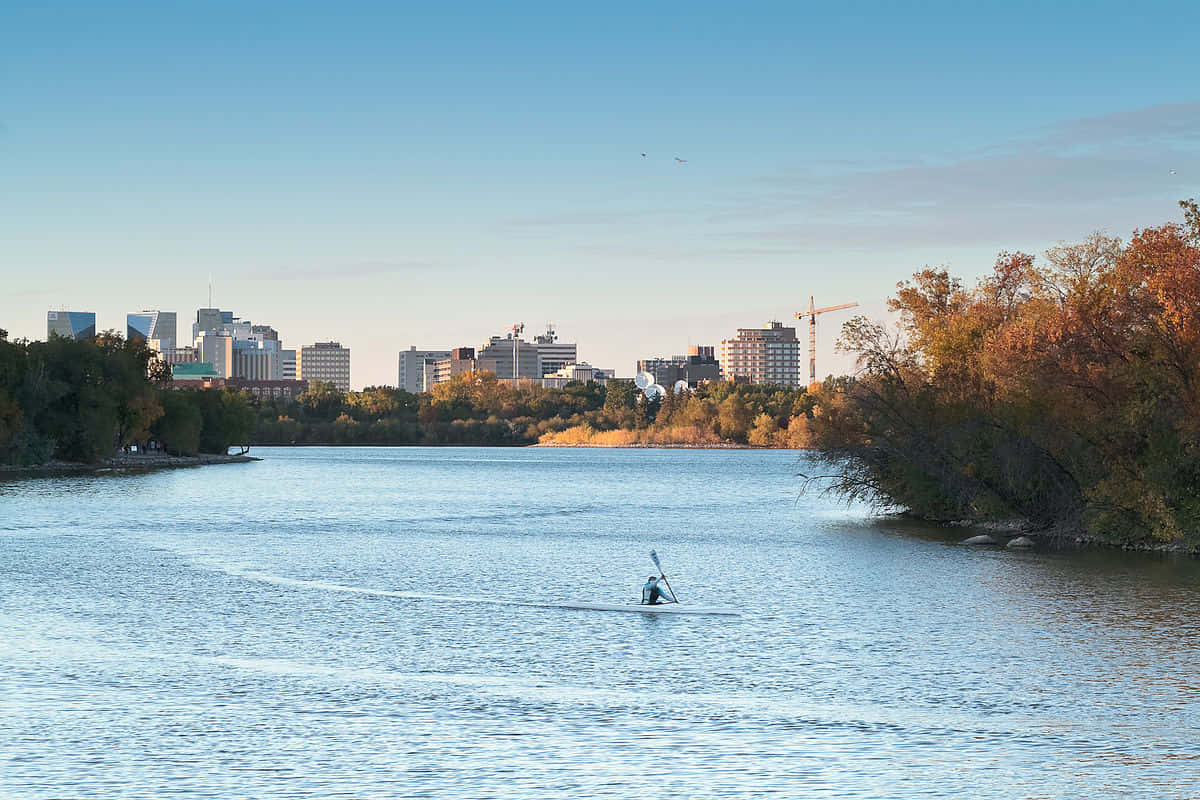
[3, 1, 1198, 389]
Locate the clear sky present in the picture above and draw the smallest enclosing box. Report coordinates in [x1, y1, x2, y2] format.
[2, 1, 1198, 388]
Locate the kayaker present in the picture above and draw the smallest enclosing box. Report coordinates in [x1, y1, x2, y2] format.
[641, 574, 676, 605]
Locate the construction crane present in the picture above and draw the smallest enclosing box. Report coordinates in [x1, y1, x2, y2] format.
[794, 297, 859, 384]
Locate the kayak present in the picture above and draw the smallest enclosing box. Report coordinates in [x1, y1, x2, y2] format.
[553, 601, 740, 616]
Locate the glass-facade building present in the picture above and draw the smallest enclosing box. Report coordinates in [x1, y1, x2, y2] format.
[126, 310, 177, 349]
[46, 311, 96, 341]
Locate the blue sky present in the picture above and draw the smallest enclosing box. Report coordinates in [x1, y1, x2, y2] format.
[3, 1, 1198, 387]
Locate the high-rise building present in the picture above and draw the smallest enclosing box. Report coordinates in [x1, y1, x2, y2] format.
[196, 331, 235, 378]
[46, 311, 96, 341]
[126, 310, 177, 349]
[533, 325, 578, 376]
[298, 342, 351, 392]
[397, 346, 452, 393]
[477, 335, 541, 380]
[720, 322, 801, 386]
[637, 345, 720, 387]
[192, 308, 226, 341]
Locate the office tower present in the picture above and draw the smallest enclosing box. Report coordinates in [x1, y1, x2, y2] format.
[398, 346, 452, 393]
[196, 331, 235, 378]
[720, 322, 801, 386]
[192, 308, 225, 341]
[126, 310, 177, 349]
[533, 325, 578, 376]
[46, 311, 96, 341]
[298, 342, 351, 392]
[477, 335, 541, 380]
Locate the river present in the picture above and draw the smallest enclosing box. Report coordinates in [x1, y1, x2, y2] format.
[2, 447, 1198, 798]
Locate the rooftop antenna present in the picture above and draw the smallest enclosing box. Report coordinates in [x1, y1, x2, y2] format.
[208, 274, 213, 308]
[509, 322, 524, 380]
[794, 296, 859, 384]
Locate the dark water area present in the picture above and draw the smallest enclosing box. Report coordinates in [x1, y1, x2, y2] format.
[2, 447, 1198, 798]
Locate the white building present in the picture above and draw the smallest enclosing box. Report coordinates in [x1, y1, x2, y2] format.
[299, 341, 351, 392]
[540, 362, 613, 388]
[398, 347, 451, 393]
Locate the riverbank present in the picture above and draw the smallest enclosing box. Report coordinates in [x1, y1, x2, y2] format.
[945, 517, 1200, 555]
[534, 442, 762, 449]
[0, 452, 260, 478]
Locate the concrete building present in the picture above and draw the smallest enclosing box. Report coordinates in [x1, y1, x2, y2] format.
[429, 348, 500, 385]
[196, 331, 235, 378]
[533, 325, 578, 377]
[158, 346, 199, 365]
[637, 345, 721, 387]
[233, 347, 281, 381]
[226, 378, 309, 403]
[126, 310, 177, 349]
[477, 334, 541, 380]
[398, 346, 452, 393]
[299, 341, 351, 392]
[281, 349, 297, 380]
[250, 324, 279, 341]
[46, 311, 96, 341]
[720, 321, 802, 387]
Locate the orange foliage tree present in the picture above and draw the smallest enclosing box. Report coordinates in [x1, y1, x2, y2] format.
[806, 200, 1200, 546]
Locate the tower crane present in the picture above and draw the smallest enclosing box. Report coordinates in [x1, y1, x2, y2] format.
[795, 297, 859, 384]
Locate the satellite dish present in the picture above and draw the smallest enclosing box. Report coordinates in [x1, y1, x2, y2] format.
[673, 380, 688, 394]
[634, 371, 653, 389]
[644, 383, 665, 400]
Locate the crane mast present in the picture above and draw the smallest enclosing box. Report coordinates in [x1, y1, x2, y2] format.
[794, 297, 859, 384]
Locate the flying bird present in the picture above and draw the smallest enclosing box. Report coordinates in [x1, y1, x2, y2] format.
[641, 153, 647, 158]
[674, 157, 687, 164]
[1170, 169, 1177, 175]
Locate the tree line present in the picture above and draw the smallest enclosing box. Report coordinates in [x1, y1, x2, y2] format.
[804, 199, 1200, 549]
[255, 372, 811, 448]
[0, 331, 255, 465]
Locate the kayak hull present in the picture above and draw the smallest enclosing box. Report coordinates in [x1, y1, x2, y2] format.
[554, 601, 740, 616]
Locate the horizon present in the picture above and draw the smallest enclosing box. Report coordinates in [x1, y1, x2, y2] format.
[3, 1, 1198, 389]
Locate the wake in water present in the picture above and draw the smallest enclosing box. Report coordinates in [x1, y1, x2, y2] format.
[206, 563, 739, 616]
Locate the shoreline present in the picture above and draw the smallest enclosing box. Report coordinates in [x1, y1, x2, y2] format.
[0, 452, 260, 478]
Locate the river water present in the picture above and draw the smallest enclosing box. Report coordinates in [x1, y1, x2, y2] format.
[2, 447, 1198, 798]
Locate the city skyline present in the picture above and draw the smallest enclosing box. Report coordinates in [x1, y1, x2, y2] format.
[3, 2, 1198, 388]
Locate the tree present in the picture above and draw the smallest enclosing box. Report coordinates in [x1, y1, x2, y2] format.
[153, 391, 203, 455]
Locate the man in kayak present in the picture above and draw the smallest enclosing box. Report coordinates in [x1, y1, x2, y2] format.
[642, 574, 677, 605]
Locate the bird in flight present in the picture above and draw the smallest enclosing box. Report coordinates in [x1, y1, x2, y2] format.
[675, 157, 687, 164]
[1170, 169, 1177, 175]
[641, 153, 647, 158]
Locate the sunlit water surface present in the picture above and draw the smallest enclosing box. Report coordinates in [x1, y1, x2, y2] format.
[2, 447, 1199, 798]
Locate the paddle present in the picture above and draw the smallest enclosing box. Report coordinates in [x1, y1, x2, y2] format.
[649, 549, 679, 603]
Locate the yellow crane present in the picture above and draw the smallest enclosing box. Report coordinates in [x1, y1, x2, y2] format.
[795, 297, 859, 384]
